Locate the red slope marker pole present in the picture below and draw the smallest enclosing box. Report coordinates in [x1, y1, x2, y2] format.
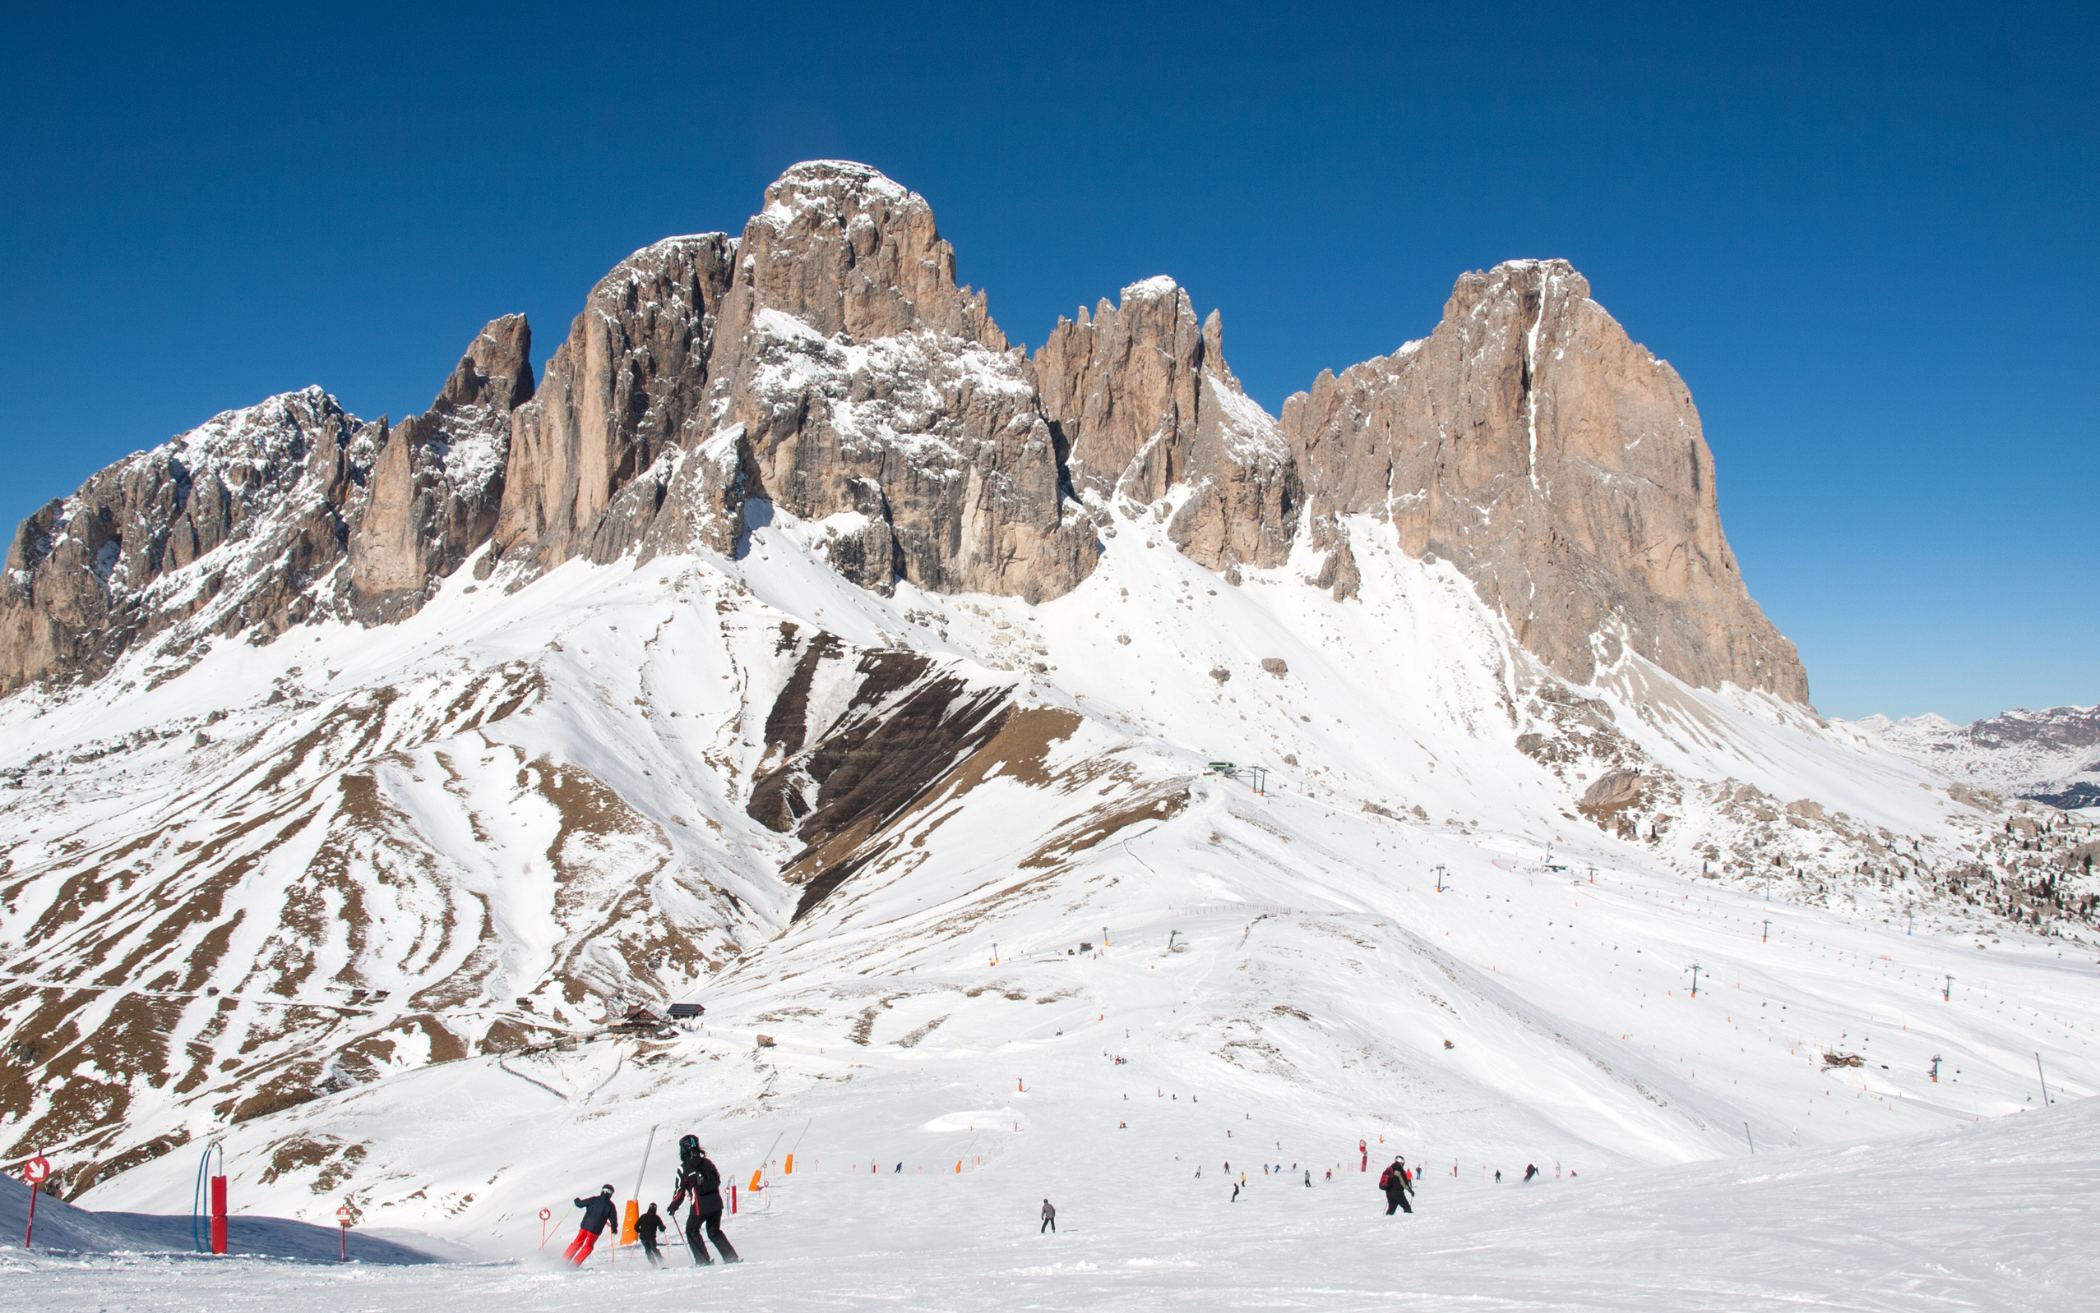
[209, 1172, 228, 1255]
[22, 1156, 51, 1248]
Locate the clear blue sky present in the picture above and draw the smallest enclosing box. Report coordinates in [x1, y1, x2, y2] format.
[3, 2, 2092, 721]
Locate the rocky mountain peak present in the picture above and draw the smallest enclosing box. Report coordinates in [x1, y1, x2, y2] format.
[1446, 257, 1590, 323]
[1033, 277, 1295, 571]
[690, 162, 1089, 600]
[436, 313, 535, 413]
[3, 167, 1808, 709]
[491, 234, 736, 570]
[731, 161, 1003, 350]
[1, 388, 368, 692]
[347, 317, 539, 618]
[1284, 258, 1808, 701]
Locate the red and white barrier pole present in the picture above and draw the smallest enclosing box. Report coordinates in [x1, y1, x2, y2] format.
[22, 1156, 52, 1249]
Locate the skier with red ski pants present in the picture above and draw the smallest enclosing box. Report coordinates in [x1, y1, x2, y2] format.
[564, 1184, 619, 1264]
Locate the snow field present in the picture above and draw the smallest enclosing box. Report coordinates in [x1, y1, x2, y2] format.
[10, 1094, 2096, 1311]
[5, 493, 2096, 1311]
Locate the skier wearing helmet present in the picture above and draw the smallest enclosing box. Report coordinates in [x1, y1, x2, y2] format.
[667, 1134, 740, 1265]
[563, 1184, 619, 1265]
[1378, 1156, 1414, 1215]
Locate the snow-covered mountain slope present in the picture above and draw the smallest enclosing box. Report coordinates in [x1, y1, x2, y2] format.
[1853, 705, 2100, 810]
[2, 163, 2095, 1304]
[4, 494, 2095, 1225]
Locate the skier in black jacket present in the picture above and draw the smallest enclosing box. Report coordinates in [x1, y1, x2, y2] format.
[1379, 1157, 1414, 1215]
[635, 1202, 667, 1266]
[667, 1135, 740, 1265]
[564, 1184, 619, 1265]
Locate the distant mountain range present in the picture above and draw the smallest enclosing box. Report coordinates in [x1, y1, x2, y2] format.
[1852, 705, 2100, 810]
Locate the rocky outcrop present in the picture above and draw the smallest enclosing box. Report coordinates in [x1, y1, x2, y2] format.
[4, 169, 1807, 711]
[493, 237, 734, 569]
[698, 161, 1095, 600]
[1284, 260, 1807, 701]
[1034, 278, 1295, 570]
[497, 162, 1096, 602]
[0, 315, 545, 691]
[1, 388, 372, 694]
[347, 315, 533, 618]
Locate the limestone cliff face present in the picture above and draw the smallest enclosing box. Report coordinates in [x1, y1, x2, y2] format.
[347, 315, 533, 618]
[500, 162, 1096, 602]
[1283, 259, 1807, 700]
[492, 236, 734, 570]
[1033, 278, 1296, 571]
[697, 161, 1095, 601]
[0, 389, 372, 694]
[1, 169, 1808, 709]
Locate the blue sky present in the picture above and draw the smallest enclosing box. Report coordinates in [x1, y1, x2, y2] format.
[2, 2, 2092, 721]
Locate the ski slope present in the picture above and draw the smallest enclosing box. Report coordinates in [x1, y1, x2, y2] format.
[5, 497, 2097, 1311]
[7, 1096, 2094, 1311]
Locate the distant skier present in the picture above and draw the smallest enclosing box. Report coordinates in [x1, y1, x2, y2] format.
[1303, 1170, 1312, 1188]
[635, 1202, 666, 1266]
[1040, 1199, 1057, 1234]
[1523, 1163, 1540, 1183]
[668, 1135, 741, 1265]
[1231, 1181, 1241, 1203]
[564, 1184, 619, 1265]
[1495, 1169, 1502, 1183]
[1378, 1157, 1413, 1216]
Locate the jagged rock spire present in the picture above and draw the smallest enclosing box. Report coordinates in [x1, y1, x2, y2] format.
[348, 315, 536, 618]
[1033, 276, 1295, 572]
